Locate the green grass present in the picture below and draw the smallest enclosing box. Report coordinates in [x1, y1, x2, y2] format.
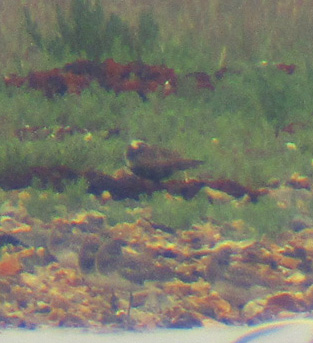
[207, 196, 297, 239]
[142, 190, 208, 230]
[0, 0, 312, 239]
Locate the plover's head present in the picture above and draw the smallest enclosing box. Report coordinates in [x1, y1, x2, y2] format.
[129, 139, 145, 150]
[125, 140, 148, 168]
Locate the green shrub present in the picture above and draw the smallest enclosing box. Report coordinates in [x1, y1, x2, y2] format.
[55, 0, 108, 60]
[22, 178, 100, 222]
[61, 178, 99, 212]
[136, 10, 159, 60]
[104, 199, 141, 226]
[104, 13, 135, 60]
[23, 0, 155, 62]
[22, 186, 62, 222]
[207, 196, 296, 240]
[241, 196, 296, 239]
[24, 0, 108, 61]
[23, 7, 43, 50]
[143, 190, 208, 230]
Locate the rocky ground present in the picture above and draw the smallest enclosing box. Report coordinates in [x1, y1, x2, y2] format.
[0, 183, 312, 330]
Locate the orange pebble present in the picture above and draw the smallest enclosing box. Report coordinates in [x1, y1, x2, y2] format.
[0, 254, 22, 276]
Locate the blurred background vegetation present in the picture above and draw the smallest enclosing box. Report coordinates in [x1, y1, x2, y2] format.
[0, 0, 312, 237]
[1, 0, 311, 73]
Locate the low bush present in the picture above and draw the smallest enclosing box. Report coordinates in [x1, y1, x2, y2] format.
[143, 190, 208, 230]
